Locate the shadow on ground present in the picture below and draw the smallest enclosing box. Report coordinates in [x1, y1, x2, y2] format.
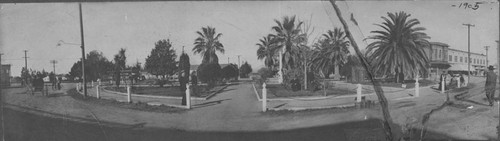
[2, 108, 458, 141]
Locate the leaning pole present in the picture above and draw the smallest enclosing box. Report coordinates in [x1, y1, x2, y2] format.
[328, 1, 393, 140]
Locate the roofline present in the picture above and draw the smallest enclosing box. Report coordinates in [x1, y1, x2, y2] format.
[447, 48, 486, 56]
[430, 42, 449, 47]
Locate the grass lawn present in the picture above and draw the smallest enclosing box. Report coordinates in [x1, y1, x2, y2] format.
[352, 79, 436, 89]
[104, 85, 228, 98]
[256, 83, 374, 99]
[68, 89, 185, 113]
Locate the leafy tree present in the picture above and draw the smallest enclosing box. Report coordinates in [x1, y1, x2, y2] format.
[197, 63, 221, 88]
[311, 28, 350, 79]
[193, 26, 224, 64]
[114, 48, 126, 87]
[239, 62, 252, 78]
[222, 64, 238, 80]
[69, 51, 113, 82]
[256, 34, 279, 70]
[86, 50, 114, 81]
[365, 11, 430, 83]
[145, 39, 178, 78]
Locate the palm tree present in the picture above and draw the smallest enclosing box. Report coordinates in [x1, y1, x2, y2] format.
[256, 34, 279, 70]
[311, 28, 350, 79]
[272, 15, 307, 70]
[193, 26, 224, 64]
[365, 11, 430, 83]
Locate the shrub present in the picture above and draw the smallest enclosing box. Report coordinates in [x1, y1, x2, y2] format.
[197, 63, 221, 88]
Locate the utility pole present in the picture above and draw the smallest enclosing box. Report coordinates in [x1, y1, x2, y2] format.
[79, 3, 87, 97]
[237, 55, 241, 80]
[0, 53, 4, 141]
[23, 50, 28, 69]
[50, 60, 57, 74]
[463, 23, 474, 85]
[485, 46, 490, 68]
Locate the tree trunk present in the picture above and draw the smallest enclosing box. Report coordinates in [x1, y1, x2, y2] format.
[328, 1, 394, 140]
[334, 63, 340, 80]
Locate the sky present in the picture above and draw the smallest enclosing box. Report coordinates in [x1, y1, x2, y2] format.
[0, 1, 498, 77]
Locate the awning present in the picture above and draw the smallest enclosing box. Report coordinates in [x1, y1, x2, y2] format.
[448, 63, 475, 71]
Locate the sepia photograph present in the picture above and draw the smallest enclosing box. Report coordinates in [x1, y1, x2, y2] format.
[0, 0, 499, 140]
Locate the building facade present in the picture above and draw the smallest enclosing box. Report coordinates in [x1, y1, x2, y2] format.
[425, 41, 487, 80]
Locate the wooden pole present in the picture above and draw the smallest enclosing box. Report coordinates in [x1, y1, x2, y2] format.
[328, 1, 393, 140]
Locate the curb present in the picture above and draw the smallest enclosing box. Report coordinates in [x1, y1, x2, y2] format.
[268, 103, 356, 112]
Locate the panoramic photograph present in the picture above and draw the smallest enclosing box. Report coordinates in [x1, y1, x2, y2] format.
[0, 0, 499, 140]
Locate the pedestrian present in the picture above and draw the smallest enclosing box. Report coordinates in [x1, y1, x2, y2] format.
[57, 76, 62, 90]
[485, 65, 497, 106]
[460, 74, 465, 86]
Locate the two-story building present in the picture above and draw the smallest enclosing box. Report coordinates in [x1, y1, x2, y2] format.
[447, 48, 487, 76]
[425, 41, 487, 80]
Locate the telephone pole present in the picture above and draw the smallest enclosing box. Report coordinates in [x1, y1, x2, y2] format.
[50, 60, 58, 74]
[23, 50, 28, 69]
[79, 3, 87, 97]
[237, 55, 241, 79]
[485, 46, 490, 67]
[463, 23, 474, 84]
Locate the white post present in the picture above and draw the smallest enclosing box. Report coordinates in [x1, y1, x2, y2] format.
[262, 83, 267, 112]
[76, 83, 80, 91]
[186, 84, 191, 109]
[457, 76, 461, 88]
[96, 85, 100, 99]
[441, 75, 445, 93]
[415, 74, 419, 97]
[91, 81, 94, 88]
[127, 85, 131, 103]
[356, 84, 362, 102]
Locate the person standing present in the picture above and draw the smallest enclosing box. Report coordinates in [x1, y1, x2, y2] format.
[485, 65, 497, 106]
[460, 74, 465, 87]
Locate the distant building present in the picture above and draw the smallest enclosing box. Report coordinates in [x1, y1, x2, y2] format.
[424, 41, 487, 79]
[1, 64, 11, 86]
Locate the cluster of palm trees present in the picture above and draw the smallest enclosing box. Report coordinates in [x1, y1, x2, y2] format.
[256, 15, 351, 84]
[257, 12, 430, 85]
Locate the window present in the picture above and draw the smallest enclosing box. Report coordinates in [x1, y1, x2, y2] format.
[474, 58, 476, 64]
[449, 55, 452, 61]
[465, 57, 467, 63]
[455, 56, 458, 62]
[434, 49, 437, 58]
[438, 50, 441, 58]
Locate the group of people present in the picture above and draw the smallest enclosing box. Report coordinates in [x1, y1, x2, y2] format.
[50, 75, 62, 90]
[438, 72, 465, 90]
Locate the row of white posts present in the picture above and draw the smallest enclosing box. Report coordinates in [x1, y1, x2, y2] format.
[260, 78, 423, 112]
[91, 81, 192, 109]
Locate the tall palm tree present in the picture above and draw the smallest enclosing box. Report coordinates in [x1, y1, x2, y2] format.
[312, 28, 350, 79]
[256, 34, 279, 70]
[365, 11, 430, 83]
[272, 15, 307, 70]
[193, 26, 224, 64]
